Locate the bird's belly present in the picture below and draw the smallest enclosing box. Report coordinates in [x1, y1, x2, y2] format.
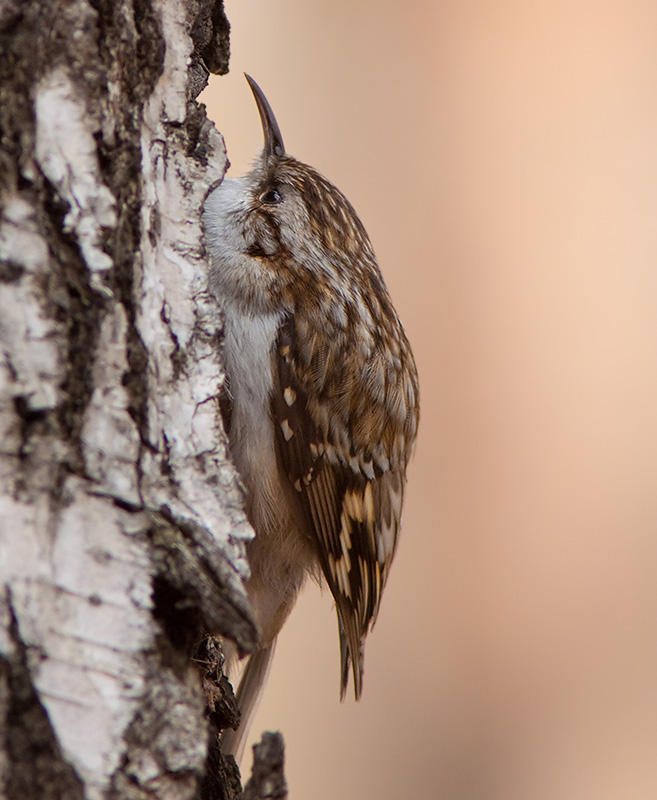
[223, 310, 317, 646]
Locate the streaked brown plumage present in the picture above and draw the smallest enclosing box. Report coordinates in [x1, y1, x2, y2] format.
[202, 75, 419, 757]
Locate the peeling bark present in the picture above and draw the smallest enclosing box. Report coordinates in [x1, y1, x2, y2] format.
[0, 1, 280, 798]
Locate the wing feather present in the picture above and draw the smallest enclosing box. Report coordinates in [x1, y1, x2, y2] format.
[272, 313, 417, 698]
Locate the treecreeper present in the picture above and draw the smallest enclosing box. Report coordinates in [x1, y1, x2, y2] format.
[203, 75, 419, 759]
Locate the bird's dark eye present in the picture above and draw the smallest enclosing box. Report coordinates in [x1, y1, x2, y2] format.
[259, 188, 282, 205]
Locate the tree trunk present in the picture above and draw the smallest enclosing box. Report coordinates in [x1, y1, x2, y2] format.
[0, 2, 276, 797]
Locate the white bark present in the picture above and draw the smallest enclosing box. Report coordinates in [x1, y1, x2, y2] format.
[0, 1, 255, 798]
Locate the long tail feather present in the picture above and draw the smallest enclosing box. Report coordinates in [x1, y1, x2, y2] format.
[222, 640, 277, 764]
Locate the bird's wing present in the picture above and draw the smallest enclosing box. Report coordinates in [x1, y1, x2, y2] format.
[271, 314, 417, 698]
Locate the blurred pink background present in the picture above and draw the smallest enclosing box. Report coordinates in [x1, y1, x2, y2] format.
[201, 2, 657, 798]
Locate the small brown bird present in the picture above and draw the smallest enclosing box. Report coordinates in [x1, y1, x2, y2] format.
[203, 75, 419, 756]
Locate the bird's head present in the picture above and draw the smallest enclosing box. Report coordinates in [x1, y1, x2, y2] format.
[203, 75, 376, 317]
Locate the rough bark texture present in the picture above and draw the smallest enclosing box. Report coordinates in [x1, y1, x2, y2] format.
[242, 734, 288, 800]
[0, 1, 280, 798]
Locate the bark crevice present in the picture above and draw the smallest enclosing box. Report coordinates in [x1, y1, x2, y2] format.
[1, 594, 85, 800]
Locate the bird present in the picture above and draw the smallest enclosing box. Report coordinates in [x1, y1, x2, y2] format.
[202, 74, 419, 758]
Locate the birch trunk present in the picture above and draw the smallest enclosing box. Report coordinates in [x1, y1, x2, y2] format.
[0, 2, 272, 798]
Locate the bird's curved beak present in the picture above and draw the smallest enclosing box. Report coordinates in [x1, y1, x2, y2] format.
[244, 74, 286, 160]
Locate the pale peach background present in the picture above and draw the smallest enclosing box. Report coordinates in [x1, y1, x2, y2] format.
[201, 2, 657, 798]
